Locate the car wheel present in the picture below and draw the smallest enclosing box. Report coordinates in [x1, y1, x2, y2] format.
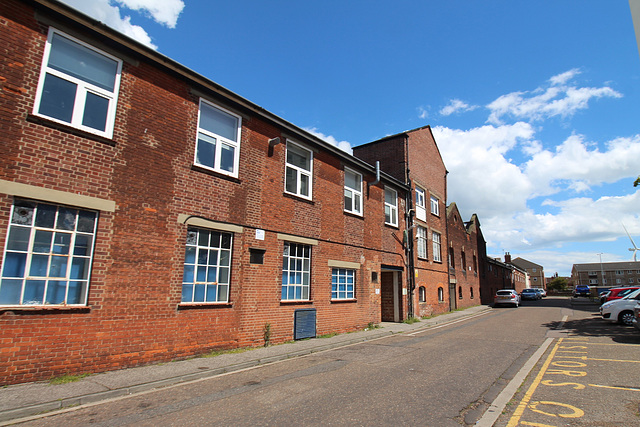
[619, 311, 634, 326]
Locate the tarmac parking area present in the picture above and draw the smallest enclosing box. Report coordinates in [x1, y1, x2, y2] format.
[497, 300, 640, 426]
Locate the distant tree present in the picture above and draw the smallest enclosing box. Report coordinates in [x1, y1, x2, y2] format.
[547, 277, 568, 292]
[635, 176, 640, 187]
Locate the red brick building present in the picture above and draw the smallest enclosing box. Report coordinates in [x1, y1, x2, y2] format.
[353, 126, 450, 318]
[446, 203, 480, 309]
[0, 0, 412, 385]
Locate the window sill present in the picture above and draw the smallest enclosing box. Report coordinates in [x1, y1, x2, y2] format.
[344, 211, 364, 219]
[177, 302, 233, 310]
[26, 114, 116, 146]
[191, 165, 241, 184]
[282, 192, 315, 205]
[0, 305, 91, 314]
[331, 298, 357, 303]
[384, 223, 399, 229]
[280, 299, 313, 305]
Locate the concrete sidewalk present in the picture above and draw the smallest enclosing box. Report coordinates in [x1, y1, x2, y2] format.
[0, 305, 491, 423]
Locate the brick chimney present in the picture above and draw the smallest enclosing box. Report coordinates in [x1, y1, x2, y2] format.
[505, 252, 511, 263]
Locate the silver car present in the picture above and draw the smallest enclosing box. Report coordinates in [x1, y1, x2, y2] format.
[494, 289, 520, 307]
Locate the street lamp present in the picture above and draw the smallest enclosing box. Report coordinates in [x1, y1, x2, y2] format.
[597, 253, 605, 288]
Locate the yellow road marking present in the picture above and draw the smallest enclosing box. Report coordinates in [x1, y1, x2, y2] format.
[506, 338, 562, 427]
[589, 384, 640, 392]
[555, 356, 640, 363]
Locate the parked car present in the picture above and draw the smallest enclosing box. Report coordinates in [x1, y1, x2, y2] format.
[599, 289, 611, 304]
[494, 289, 520, 307]
[521, 288, 541, 300]
[573, 284, 591, 297]
[603, 287, 639, 304]
[533, 288, 547, 297]
[633, 302, 640, 332]
[599, 289, 640, 326]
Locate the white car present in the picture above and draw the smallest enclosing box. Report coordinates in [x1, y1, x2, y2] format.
[600, 288, 640, 326]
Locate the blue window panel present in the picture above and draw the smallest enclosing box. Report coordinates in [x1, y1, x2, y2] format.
[23, 280, 46, 305]
[281, 286, 287, 299]
[196, 266, 207, 282]
[205, 285, 217, 302]
[183, 265, 194, 284]
[220, 144, 235, 172]
[206, 267, 217, 282]
[194, 284, 205, 302]
[184, 246, 196, 264]
[217, 285, 228, 301]
[46, 280, 67, 304]
[208, 249, 218, 266]
[199, 102, 237, 142]
[66, 281, 85, 304]
[7, 226, 30, 251]
[196, 134, 216, 169]
[0, 279, 22, 304]
[33, 230, 53, 253]
[181, 284, 193, 302]
[39, 73, 76, 123]
[82, 92, 109, 131]
[197, 248, 208, 264]
[219, 267, 229, 284]
[73, 234, 92, 256]
[48, 256, 68, 277]
[30, 254, 49, 277]
[52, 233, 71, 255]
[70, 257, 89, 279]
[2, 252, 26, 278]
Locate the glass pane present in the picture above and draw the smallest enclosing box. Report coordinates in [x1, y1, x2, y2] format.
[194, 284, 205, 302]
[66, 281, 86, 304]
[221, 233, 231, 249]
[2, 252, 27, 278]
[199, 102, 238, 142]
[183, 265, 194, 283]
[300, 174, 309, 197]
[281, 286, 287, 299]
[23, 280, 46, 305]
[344, 189, 353, 211]
[184, 246, 196, 264]
[49, 32, 118, 91]
[186, 230, 197, 245]
[52, 232, 71, 255]
[33, 230, 53, 253]
[30, 254, 49, 277]
[345, 170, 360, 190]
[285, 167, 297, 193]
[220, 251, 230, 267]
[385, 189, 396, 205]
[181, 284, 193, 302]
[0, 279, 23, 305]
[205, 284, 217, 302]
[287, 145, 310, 170]
[206, 266, 217, 282]
[74, 234, 92, 256]
[35, 204, 57, 228]
[217, 284, 228, 302]
[220, 143, 235, 173]
[196, 133, 216, 168]
[354, 194, 361, 212]
[208, 250, 219, 266]
[82, 92, 109, 131]
[295, 287, 301, 299]
[45, 280, 67, 304]
[197, 249, 208, 265]
[219, 267, 229, 284]
[7, 226, 30, 251]
[49, 256, 68, 277]
[211, 232, 220, 248]
[11, 201, 35, 225]
[196, 266, 206, 282]
[198, 230, 210, 247]
[57, 207, 77, 230]
[77, 210, 96, 233]
[70, 257, 89, 279]
[39, 73, 76, 123]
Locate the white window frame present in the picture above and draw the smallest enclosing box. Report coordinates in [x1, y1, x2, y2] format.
[432, 231, 442, 262]
[415, 187, 426, 222]
[416, 226, 427, 259]
[33, 28, 122, 138]
[331, 268, 355, 300]
[430, 195, 440, 216]
[343, 168, 363, 216]
[282, 242, 311, 301]
[384, 186, 398, 227]
[181, 227, 232, 304]
[284, 141, 313, 200]
[0, 199, 98, 306]
[194, 99, 242, 177]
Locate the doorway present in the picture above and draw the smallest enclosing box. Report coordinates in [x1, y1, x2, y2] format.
[381, 270, 403, 322]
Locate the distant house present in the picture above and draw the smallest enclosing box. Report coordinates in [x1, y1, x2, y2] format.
[571, 261, 640, 289]
[446, 203, 480, 310]
[507, 255, 545, 289]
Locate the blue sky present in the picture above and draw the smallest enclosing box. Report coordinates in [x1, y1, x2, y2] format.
[61, 0, 640, 276]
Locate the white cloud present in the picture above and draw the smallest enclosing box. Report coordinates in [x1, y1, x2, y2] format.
[304, 127, 353, 154]
[486, 70, 622, 125]
[417, 106, 429, 120]
[59, 0, 185, 49]
[439, 99, 477, 116]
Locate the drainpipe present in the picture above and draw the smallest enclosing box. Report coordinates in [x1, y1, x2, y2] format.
[444, 170, 452, 310]
[367, 161, 381, 191]
[404, 135, 416, 319]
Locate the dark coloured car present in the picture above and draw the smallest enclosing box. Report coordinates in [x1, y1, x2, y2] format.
[521, 288, 541, 300]
[573, 284, 591, 297]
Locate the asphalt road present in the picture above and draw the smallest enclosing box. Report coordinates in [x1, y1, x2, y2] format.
[17, 297, 639, 426]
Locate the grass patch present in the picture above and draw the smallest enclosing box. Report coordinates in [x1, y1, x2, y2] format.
[201, 347, 251, 358]
[317, 332, 339, 339]
[403, 316, 420, 324]
[49, 373, 90, 385]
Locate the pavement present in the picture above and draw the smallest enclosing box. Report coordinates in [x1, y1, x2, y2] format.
[0, 305, 491, 424]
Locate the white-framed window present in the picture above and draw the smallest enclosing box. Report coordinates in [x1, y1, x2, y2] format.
[589, 279, 598, 285]
[432, 231, 442, 262]
[438, 286, 444, 302]
[285, 142, 313, 199]
[430, 195, 439, 216]
[416, 226, 428, 259]
[181, 228, 232, 303]
[33, 28, 122, 138]
[415, 187, 426, 222]
[1, 199, 97, 306]
[282, 242, 311, 300]
[344, 168, 363, 216]
[616, 278, 622, 284]
[331, 268, 355, 300]
[194, 99, 242, 177]
[616, 270, 624, 275]
[629, 278, 635, 283]
[419, 286, 426, 302]
[384, 186, 398, 227]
